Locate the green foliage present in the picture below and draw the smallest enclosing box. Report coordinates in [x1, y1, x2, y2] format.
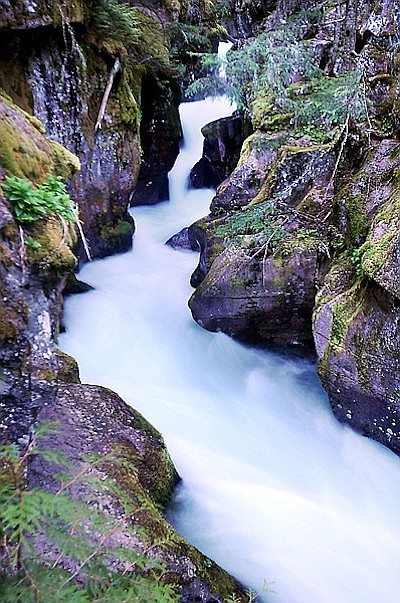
[350, 246, 366, 278]
[289, 70, 366, 138]
[186, 8, 368, 140]
[215, 200, 288, 251]
[167, 23, 212, 54]
[2, 175, 77, 224]
[0, 425, 179, 603]
[211, 0, 232, 20]
[25, 236, 42, 250]
[91, 0, 139, 46]
[184, 52, 225, 98]
[187, 10, 321, 109]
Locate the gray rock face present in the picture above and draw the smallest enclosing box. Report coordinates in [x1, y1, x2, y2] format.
[189, 136, 335, 346]
[27, 383, 246, 601]
[313, 142, 400, 453]
[200, 113, 250, 186]
[131, 76, 182, 206]
[189, 245, 320, 345]
[0, 2, 182, 260]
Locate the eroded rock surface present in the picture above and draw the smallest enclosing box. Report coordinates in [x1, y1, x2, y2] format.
[313, 142, 400, 452]
[189, 135, 335, 346]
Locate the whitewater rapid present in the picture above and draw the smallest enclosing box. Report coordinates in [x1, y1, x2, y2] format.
[60, 94, 400, 602]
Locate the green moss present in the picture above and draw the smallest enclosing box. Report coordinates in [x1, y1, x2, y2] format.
[49, 140, 81, 179]
[54, 349, 80, 383]
[26, 217, 77, 272]
[113, 63, 144, 130]
[0, 100, 53, 181]
[353, 332, 373, 391]
[252, 92, 294, 132]
[358, 193, 400, 279]
[100, 219, 133, 244]
[0, 90, 80, 186]
[326, 281, 367, 355]
[0, 304, 20, 342]
[345, 194, 368, 245]
[282, 142, 332, 154]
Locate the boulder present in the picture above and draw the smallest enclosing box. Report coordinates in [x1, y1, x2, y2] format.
[189, 156, 219, 189]
[28, 383, 246, 602]
[189, 137, 335, 346]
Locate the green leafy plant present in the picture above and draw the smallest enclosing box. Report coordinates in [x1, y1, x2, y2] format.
[350, 246, 366, 278]
[2, 175, 77, 224]
[0, 424, 179, 602]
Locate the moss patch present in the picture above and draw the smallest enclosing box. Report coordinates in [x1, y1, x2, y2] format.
[0, 97, 53, 181]
[0, 91, 80, 185]
[49, 140, 81, 180]
[26, 217, 77, 272]
[54, 349, 80, 383]
[326, 281, 367, 355]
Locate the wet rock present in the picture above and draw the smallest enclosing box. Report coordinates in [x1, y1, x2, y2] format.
[0, 5, 181, 259]
[313, 141, 400, 454]
[189, 138, 335, 346]
[28, 383, 246, 602]
[201, 113, 250, 186]
[130, 74, 182, 206]
[189, 157, 219, 189]
[166, 227, 200, 251]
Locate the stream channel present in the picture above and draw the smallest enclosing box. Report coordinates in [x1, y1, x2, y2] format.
[60, 59, 400, 603]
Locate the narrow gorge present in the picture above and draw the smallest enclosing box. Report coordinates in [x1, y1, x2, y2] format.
[0, 1, 400, 602]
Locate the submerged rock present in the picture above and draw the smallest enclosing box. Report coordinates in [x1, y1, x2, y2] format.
[166, 227, 200, 251]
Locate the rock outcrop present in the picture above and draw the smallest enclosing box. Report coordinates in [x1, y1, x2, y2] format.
[29, 384, 245, 602]
[190, 112, 250, 189]
[313, 141, 400, 453]
[189, 133, 335, 346]
[0, 0, 184, 259]
[187, 1, 400, 453]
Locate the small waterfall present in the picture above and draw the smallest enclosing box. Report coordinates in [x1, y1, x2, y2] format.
[60, 50, 400, 603]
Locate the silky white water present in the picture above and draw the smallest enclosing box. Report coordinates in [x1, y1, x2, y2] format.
[60, 94, 400, 602]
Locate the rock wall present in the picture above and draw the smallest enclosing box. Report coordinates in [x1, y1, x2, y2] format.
[0, 2, 249, 599]
[0, 0, 183, 259]
[187, 1, 400, 453]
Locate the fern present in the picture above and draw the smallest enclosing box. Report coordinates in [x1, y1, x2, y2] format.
[92, 0, 139, 46]
[0, 425, 180, 602]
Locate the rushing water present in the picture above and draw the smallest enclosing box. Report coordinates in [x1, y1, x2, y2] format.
[60, 93, 400, 602]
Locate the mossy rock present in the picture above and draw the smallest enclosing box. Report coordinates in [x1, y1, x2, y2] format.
[0, 91, 80, 183]
[98, 218, 134, 257]
[49, 140, 81, 180]
[54, 349, 80, 384]
[26, 217, 77, 273]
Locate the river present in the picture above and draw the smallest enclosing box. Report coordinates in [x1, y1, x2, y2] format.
[60, 84, 400, 602]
